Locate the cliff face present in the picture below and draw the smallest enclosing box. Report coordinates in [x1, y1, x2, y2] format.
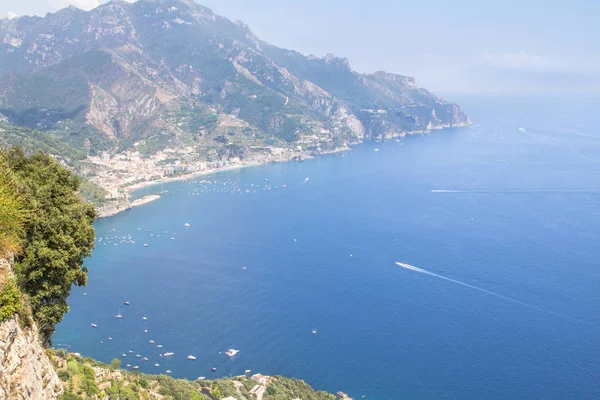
[0, 316, 63, 399]
[0, 259, 63, 400]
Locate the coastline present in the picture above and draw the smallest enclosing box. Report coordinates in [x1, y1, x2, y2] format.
[95, 123, 471, 219]
[96, 145, 353, 218]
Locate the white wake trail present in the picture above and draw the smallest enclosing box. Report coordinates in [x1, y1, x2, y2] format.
[395, 262, 589, 326]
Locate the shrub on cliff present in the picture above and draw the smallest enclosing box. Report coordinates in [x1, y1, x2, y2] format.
[0, 278, 23, 322]
[3, 148, 96, 344]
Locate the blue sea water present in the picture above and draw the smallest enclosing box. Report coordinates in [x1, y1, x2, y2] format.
[54, 95, 600, 399]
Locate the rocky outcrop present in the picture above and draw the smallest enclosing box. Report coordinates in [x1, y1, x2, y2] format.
[0, 257, 62, 400]
[0, 316, 63, 400]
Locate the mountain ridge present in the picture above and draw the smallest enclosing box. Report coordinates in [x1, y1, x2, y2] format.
[0, 0, 469, 206]
[0, 0, 468, 154]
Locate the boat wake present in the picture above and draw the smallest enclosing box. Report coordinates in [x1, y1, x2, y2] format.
[395, 262, 589, 326]
[431, 189, 600, 194]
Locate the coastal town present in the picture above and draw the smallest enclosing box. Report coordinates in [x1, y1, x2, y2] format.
[86, 143, 347, 196]
[85, 143, 351, 217]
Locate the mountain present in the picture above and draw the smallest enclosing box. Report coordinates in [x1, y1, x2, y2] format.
[0, 0, 469, 158]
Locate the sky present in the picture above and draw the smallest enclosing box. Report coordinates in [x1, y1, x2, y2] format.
[1, 0, 599, 93]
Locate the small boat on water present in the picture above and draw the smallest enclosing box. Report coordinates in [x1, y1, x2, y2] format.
[225, 349, 239, 357]
[108, 337, 112, 341]
[157, 345, 163, 348]
[124, 301, 130, 305]
[211, 367, 217, 371]
[166, 370, 172, 374]
[116, 309, 123, 319]
[163, 352, 174, 357]
[312, 329, 317, 335]
[83, 293, 87, 296]
[142, 317, 147, 320]
[187, 355, 196, 360]
[136, 355, 141, 358]
[154, 363, 159, 367]
[184, 223, 191, 227]
[133, 366, 139, 370]
[245, 369, 251, 374]
[122, 354, 127, 357]
[90, 323, 97, 328]
[149, 340, 155, 344]
[144, 244, 148, 247]
[143, 357, 149, 361]
[197, 376, 206, 380]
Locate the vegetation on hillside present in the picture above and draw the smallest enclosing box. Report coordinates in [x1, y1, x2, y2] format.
[0, 154, 28, 256]
[0, 125, 87, 161]
[0, 153, 30, 324]
[50, 350, 337, 400]
[3, 148, 96, 343]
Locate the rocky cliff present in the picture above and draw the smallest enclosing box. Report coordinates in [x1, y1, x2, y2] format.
[0, 260, 63, 400]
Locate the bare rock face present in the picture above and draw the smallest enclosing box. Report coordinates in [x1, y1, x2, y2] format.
[0, 313, 63, 399]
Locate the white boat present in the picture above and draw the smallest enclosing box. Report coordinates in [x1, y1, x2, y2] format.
[184, 223, 191, 227]
[143, 357, 149, 361]
[108, 337, 112, 341]
[157, 345, 163, 348]
[123, 301, 130, 305]
[225, 349, 239, 357]
[122, 354, 127, 357]
[245, 369, 251, 374]
[187, 355, 196, 360]
[197, 376, 206, 380]
[136, 355, 141, 358]
[90, 323, 97, 328]
[163, 352, 174, 357]
[116, 308, 123, 319]
[142, 317, 147, 320]
[154, 363, 159, 367]
[144, 244, 148, 247]
[312, 329, 317, 334]
[166, 370, 172, 374]
[133, 366, 139, 370]
[149, 340, 155, 344]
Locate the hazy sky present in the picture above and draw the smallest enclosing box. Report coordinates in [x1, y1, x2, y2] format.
[2, 0, 599, 93]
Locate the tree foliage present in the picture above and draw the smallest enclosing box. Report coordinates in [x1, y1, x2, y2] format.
[3, 148, 96, 344]
[0, 155, 28, 256]
[0, 278, 23, 322]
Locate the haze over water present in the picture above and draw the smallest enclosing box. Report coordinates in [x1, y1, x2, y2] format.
[55, 95, 600, 399]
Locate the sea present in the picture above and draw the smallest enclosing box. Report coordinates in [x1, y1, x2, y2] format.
[54, 94, 600, 400]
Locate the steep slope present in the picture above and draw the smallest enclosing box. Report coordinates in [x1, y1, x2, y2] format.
[0, 0, 469, 157]
[0, 260, 63, 400]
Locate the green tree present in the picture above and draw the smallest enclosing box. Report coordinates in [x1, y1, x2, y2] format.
[4, 148, 96, 344]
[110, 358, 122, 371]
